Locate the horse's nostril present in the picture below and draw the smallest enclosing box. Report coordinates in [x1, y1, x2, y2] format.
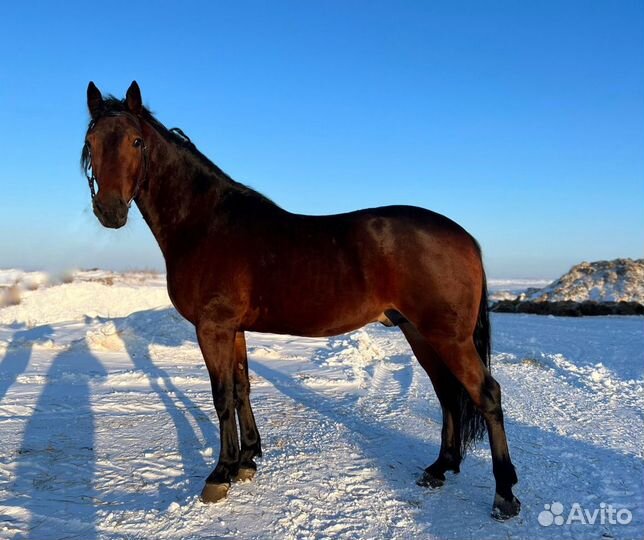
[93, 197, 128, 228]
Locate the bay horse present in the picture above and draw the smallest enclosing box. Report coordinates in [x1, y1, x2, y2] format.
[81, 81, 520, 519]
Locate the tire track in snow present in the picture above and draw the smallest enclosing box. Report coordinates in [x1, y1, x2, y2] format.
[357, 353, 414, 421]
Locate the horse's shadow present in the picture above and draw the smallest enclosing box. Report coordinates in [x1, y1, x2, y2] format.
[94, 309, 219, 506]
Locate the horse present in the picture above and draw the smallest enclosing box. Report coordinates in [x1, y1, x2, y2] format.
[81, 81, 521, 520]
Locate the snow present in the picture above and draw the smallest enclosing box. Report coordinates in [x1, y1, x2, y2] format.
[0, 272, 642, 539]
[521, 258, 644, 303]
[0, 270, 168, 325]
[0, 270, 49, 289]
[488, 279, 552, 302]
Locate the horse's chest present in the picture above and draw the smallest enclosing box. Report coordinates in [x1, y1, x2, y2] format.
[165, 272, 200, 324]
[165, 259, 240, 326]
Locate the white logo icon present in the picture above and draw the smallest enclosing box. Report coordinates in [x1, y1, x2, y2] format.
[538, 502, 565, 526]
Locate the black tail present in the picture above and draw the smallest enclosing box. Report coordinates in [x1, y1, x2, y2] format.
[457, 271, 490, 457]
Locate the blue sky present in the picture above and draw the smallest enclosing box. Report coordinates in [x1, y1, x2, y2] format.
[0, 1, 642, 278]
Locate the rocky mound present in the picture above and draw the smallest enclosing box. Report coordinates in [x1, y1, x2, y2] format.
[492, 259, 644, 316]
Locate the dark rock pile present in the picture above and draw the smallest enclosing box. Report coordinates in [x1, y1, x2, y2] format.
[491, 299, 644, 317]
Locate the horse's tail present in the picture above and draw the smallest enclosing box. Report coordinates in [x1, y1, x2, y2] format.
[458, 269, 490, 457]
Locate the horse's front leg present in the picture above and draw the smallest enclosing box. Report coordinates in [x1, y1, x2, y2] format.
[233, 331, 262, 481]
[196, 321, 239, 503]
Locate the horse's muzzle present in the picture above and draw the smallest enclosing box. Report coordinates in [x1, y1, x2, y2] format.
[93, 197, 129, 229]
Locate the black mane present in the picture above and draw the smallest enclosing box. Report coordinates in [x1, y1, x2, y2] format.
[81, 96, 273, 204]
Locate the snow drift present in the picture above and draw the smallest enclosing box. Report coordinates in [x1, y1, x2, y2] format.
[492, 259, 644, 316]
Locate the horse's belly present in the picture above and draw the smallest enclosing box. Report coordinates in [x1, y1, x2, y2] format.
[243, 295, 386, 337]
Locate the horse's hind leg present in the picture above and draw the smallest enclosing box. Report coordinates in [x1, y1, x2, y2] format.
[233, 332, 262, 481]
[427, 336, 520, 520]
[399, 321, 463, 487]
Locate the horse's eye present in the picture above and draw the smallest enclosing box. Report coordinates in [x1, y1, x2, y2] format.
[133, 138, 143, 148]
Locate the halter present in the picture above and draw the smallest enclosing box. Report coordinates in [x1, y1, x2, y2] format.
[83, 115, 149, 208]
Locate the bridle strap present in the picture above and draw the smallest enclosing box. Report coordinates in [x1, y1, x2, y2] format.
[86, 154, 97, 200]
[126, 141, 148, 207]
[84, 136, 148, 208]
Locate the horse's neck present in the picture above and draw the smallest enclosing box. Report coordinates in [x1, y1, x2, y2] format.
[134, 128, 225, 256]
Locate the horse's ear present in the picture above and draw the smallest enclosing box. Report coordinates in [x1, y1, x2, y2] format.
[87, 81, 103, 119]
[126, 80, 143, 115]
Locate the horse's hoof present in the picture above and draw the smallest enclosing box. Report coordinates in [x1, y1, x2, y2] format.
[233, 466, 256, 483]
[417, 471, 445, 489]
[200, 482, 230, 503]
[491, 492, 521, 521]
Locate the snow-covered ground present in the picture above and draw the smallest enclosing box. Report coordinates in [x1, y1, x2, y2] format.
[0, 272, 642, 539]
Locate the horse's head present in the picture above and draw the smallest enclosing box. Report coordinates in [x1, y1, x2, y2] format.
[81, 81, 147, 229]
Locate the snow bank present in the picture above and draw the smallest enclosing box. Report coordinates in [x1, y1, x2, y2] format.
[0, 270, 170, 326]
[0, 269, 49, 289]
[523, 258, 644, 303]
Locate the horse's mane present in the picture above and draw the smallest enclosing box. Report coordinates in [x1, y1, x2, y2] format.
[81, 96, 274, 204]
